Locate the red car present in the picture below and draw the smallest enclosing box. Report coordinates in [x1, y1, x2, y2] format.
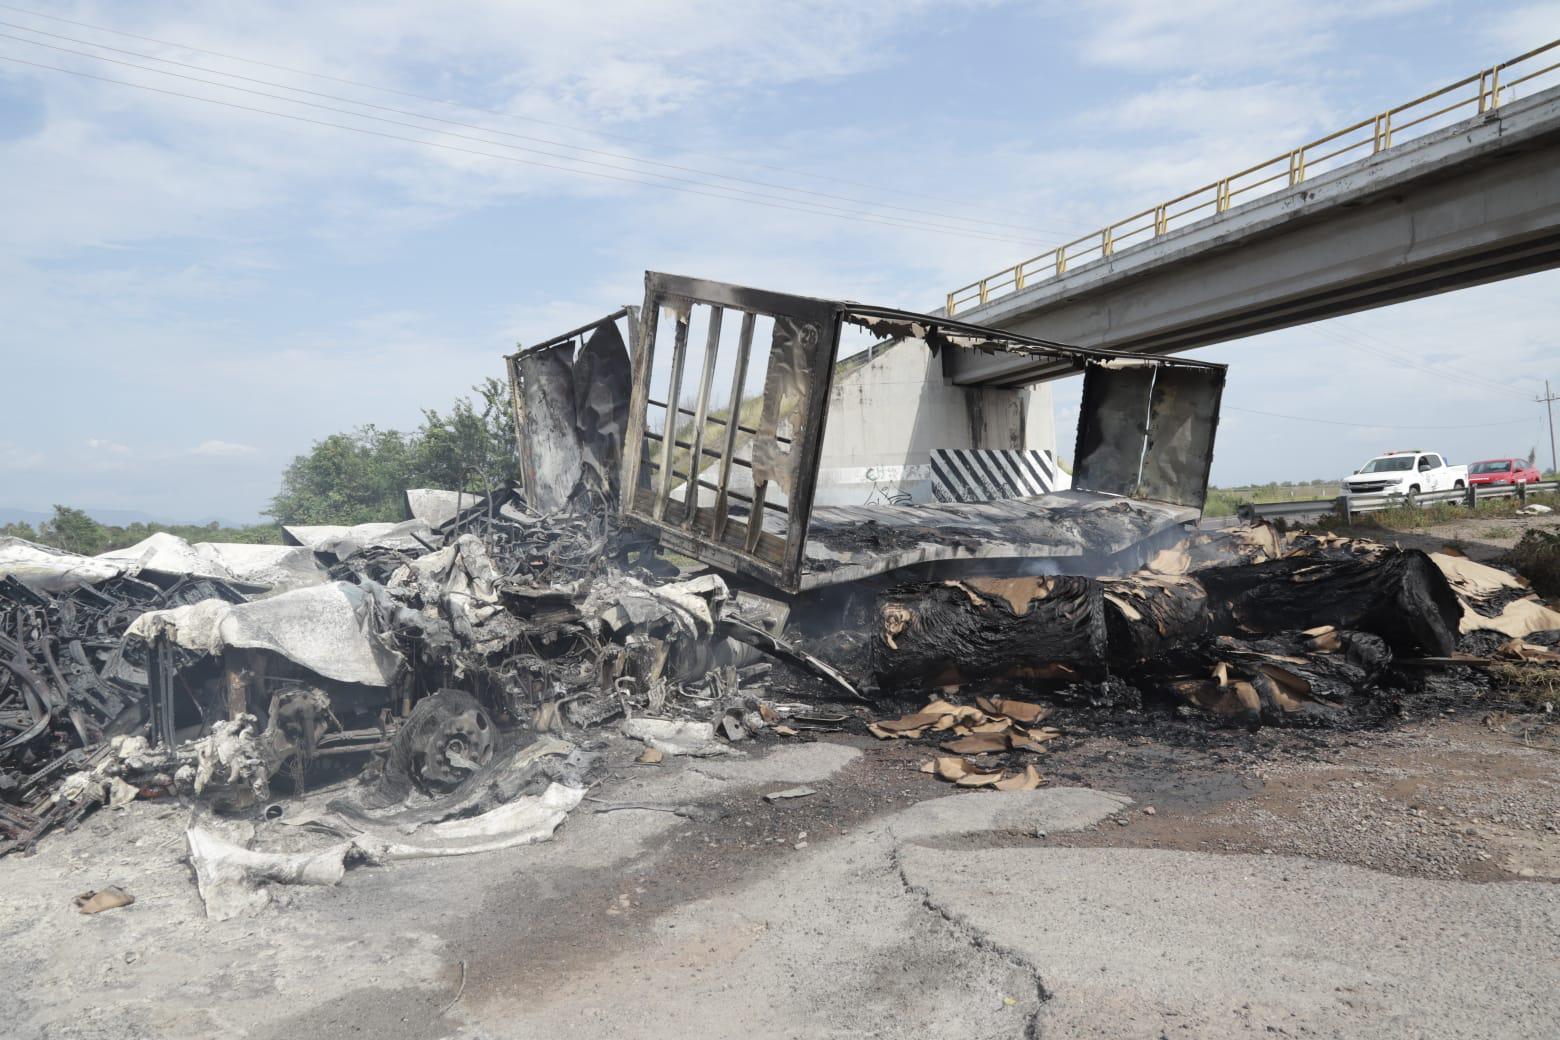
[1467, 458, 1541, 486]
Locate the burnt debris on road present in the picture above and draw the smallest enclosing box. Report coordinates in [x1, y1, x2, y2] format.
[3, 272, 1559, 920]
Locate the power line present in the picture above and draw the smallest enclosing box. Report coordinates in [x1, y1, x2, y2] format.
[1309, 325, 1534, 402]
[1320, 321, 1534, 400]
[1540, 379, 1558, 474]
[0, 2, 1071, 231]
[0, 33, 1047, 247]
[0, 52, 1050, 247]
[1312, 326, 1529, 400]
[1224, 405, 1533, 430]
[0, 18, 1076, 241]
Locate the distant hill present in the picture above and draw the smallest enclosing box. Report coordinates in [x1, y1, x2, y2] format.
[0, 507, 49, 527]
[0, 506, 252, 528]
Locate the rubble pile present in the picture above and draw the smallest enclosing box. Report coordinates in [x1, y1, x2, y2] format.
[0, 487, 831, 862]
[7, 274, 1557, 925]
[0, 544, 251, 852]
[6, 496, 1560, 867]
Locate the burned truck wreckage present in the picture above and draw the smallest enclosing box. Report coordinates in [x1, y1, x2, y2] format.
[5, 272, 1560, 891]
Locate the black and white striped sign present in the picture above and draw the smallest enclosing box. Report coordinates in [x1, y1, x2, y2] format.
[930, 448, 1064, 503]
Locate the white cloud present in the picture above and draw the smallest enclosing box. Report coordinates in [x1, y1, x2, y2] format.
[1068, 0, 1433, 74]
[1482, 3, 1560, 55]
[0, 0, 983, 261]
[1097, 79, 1329, 139]
[0, 443, 47, 471]
[191, 440, 259, 458]
[84, 437, 130, 454]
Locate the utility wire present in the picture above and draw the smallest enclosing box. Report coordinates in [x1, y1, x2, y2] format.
[0, 2, 1067, 231]
[1310, 325, 1534, 402]
[0, 52, 1047, 247]
[1224, 405, 1533, 430]
[1318, 325, 1531, 400]
[1328, 316, 1539, 397]
[0, 19, 1074, 240]
[0, 33, 1043, 246]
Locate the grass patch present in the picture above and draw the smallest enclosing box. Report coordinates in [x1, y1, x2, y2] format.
[1203, 482, 1340, 518]
[1490, 663, 1560, 708]
[1505, 528, 1560, 597]
[1313, 492, 1560, 533]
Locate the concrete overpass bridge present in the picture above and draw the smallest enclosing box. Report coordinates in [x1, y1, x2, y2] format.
[945, 42, 1560, 387]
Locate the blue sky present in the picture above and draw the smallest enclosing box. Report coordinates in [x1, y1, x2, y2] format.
[1, 0, 1557, 521]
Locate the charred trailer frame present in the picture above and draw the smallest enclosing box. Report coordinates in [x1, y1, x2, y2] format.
[621, 274, 844, 593]
[512, 272, 1226, 594]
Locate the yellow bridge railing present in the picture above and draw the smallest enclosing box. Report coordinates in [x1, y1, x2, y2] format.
[946, 39, 1560, 316]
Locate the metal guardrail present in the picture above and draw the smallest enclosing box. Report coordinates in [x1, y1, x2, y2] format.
[947, 39, 1560, 316]
[1239, 481, 1560, 523]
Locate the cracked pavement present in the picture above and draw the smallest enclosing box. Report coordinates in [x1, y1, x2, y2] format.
[4, 736, 1558, 1039]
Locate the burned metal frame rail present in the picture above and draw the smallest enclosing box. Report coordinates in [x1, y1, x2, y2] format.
[617, 272, 1226, 593]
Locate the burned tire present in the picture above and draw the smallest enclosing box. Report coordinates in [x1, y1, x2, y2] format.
[391, 689, 495, 793]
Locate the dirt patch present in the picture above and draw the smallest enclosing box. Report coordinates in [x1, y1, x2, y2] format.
[1044, 715, 1560, 881]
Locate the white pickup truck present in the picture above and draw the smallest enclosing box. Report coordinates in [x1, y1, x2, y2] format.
[1341, 450, 1468, 501]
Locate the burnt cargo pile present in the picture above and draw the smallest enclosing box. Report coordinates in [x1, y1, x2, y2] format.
[5, 494, 1558, 864]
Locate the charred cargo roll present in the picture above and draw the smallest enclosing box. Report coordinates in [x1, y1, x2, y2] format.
[871, 576, 1108, 691]
[1195, 549, 1462, 657]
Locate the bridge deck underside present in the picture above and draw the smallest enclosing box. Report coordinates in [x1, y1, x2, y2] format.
[948, 87, 1560, 387]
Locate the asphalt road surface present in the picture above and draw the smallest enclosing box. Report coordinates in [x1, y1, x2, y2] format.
[4, 731, 1557, 1039]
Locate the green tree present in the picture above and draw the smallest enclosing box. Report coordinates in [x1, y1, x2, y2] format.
[266, 381, 519, 525]
[39, 505, 108, 555]
[0, 521, 40, 542]
[413, 377, 517, 495]
[267, 425, 416, 525]
[6, 509, 280, 553]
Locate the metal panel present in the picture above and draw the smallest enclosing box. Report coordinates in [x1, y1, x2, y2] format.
[514, 342, 582, 514]
[712, 312, 756, 542]
[1071, 361, 1156, 498]
[797, 491, 1197, 589]
[652, 306, 691, 521]
[621, 272, 843, 592]
[571, 315, 634, 500]
[506, 308, 635, 513]
[1138, 365, 1225, 507]
[682, 306, 724, 530]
